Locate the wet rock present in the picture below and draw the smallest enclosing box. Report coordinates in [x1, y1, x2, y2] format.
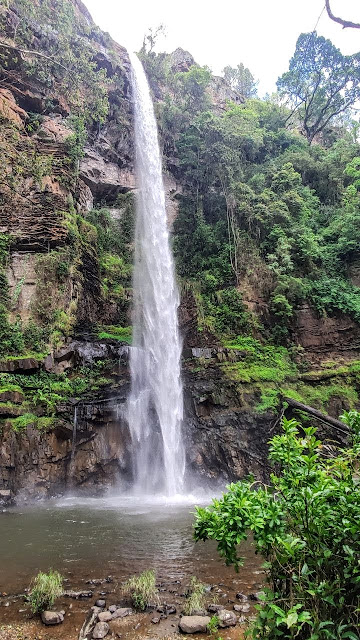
[218, 609, 237, 627]
[236, 592, 248, 602]
[179, 615, 211, 633]
[64, 590, 93, 599]
[157, 604, 176, 615]
[41, 610, 64, 625]
[208, 603, 224, 613]
[98, 611, 112, 622]
[112, 607, 132, 619]
[95, 599, 106, 608]
[0, 490, 12, 505]
[0, 357, 41, 373]
[234, 603, 250, 613]
[92, 621, 109, 638]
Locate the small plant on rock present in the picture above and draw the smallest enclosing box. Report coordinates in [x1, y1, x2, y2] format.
[207, 615, 220, 634]
[183, 576, 207, 615]
[28, 570, 63, 614]
[123, 569, 158, 611]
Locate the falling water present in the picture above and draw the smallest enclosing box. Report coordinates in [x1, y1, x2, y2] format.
[127, 52, 185, 496]
[68, 405, 78, 482]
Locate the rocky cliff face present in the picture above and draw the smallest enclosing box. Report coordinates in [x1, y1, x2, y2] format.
[0, 0, 359, 506]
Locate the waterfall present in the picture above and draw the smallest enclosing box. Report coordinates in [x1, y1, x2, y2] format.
[68, 405, 78, 482]
[127, 52, 185, 496]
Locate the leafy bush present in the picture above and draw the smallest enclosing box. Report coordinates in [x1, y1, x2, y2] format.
[194, 416, 360, 639]
[28, 570, 63, 614]
[183, 576, 207, 615]
[123, 569, 158, 611]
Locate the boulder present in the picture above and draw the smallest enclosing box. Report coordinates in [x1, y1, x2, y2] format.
[234, 603, 250, 613]
[236, 592, 248, 602]
[95, 599, 106, 608]
[98, 611, 112, 622]
[208, 603, 224, 613]
[179, 615, 211, 633]
[41, 610, 64, 625]
[218, 609, 237, 628]
[111, 607, 132, 619]
[92, 621, 109, 638]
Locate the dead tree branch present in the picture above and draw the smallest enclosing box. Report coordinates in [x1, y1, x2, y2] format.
[325, 0, 360, 29]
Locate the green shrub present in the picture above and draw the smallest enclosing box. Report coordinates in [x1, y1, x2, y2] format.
[195, 416, 360, 639]
[28, 570, 63, 614]
[183, 576, 207, 615]
[123, 570, 158, 611]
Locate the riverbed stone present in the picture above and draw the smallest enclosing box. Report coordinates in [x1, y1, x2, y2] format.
[111, 607, 132, 619]
[234, 603, 250, 613]
[236, 592, 248, 602]
[208, 603, 224, 613]
[179, 615, 211, 633]
[98, 611, 112, 622]
[218, 609, 237, 627]
[92, 621, 109, 638]
[41, 610, 64, 625]
[95, 599, 106, 608]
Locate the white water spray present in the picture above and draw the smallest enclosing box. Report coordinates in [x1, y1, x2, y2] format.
[127, 52, 185, 496]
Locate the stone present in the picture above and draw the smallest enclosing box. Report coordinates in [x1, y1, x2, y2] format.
[179, 615, 211, 633]
[218, 609, 237, 628]
[234, 603, 250, 613]
[64, 590, 93, 599]
[98, 611, 112, 622]
[92, 621, 109, 638]
[151, 616, 160, 624]
[208, 603, 224, 613]
[112, 607, 132, 619]
[41, 610, 64, 625]
[95, 599, 106, 608]
[157, 604, 176, 615]
[249, 591, 264, 602]
[236, 592, 248, 602]
[108, 604, 117, 613]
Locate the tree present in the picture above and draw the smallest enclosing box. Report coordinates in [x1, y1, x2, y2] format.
[223, 63, 258, 99]
[277, 32, 360, 143]
[325, 0, 360, 30]
[194, 414, 360, 639]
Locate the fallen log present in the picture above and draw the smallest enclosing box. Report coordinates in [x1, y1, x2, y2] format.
[282, 397, 349, 436]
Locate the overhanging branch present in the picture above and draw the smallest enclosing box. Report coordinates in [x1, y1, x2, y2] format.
[325, 0, 360, 29]
[0, 41, 68, 70]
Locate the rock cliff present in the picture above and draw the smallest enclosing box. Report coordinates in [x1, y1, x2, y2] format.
[0, 0, 359, 505]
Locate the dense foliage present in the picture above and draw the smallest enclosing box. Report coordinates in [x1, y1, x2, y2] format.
[194, 414, 360, 639]
[139, 38, 360, 346]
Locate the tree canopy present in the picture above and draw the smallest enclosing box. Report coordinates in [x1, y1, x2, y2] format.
[277, 32, 360, 143]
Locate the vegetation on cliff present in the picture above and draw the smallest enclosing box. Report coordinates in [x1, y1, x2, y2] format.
[0, 1, 360, 425]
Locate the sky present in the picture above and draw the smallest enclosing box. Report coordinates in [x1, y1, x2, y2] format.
[83, 0, 360, 96]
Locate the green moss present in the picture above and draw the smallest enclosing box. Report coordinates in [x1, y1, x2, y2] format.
[10, 413, 38, 431]
[0, 384, 23, 394]
[222, 337, 297, 384]
[282, 382, 358, 411]
[97, 325, 132, 344]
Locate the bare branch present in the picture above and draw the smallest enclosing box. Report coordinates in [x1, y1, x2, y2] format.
[325, 0, 360, 29]
[0, 41, 68, 71]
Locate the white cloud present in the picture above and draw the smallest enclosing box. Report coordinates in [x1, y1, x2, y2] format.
[83, 0, 360, 95]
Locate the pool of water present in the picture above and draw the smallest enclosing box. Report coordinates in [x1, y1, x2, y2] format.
[1, 493, 261, 593]
[0, 493, 263, 639]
